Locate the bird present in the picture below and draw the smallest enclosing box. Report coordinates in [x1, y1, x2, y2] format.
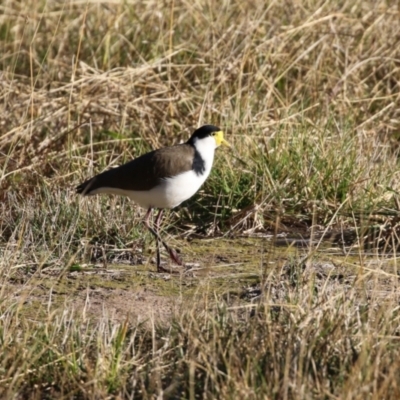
[76, 125, 230, 272]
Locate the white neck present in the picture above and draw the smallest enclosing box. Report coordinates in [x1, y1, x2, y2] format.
[193, 136, 217, 177]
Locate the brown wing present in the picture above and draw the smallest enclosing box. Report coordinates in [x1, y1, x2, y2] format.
[76, 143, 195, 195]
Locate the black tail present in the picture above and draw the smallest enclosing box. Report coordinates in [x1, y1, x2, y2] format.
[76, 177, 97, 196]
[76, 174, 103, 196]
[76, 168, 118, 195]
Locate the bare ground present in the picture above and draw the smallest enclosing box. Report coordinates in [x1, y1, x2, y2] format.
[3, 236, 399, 326]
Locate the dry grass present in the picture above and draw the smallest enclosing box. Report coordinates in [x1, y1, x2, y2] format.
[1, 0, 400, 397]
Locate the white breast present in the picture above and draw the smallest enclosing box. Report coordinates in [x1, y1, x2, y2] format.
[134, 168, 211, 208]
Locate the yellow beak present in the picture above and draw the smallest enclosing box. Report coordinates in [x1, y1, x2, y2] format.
[215, 131, 231, 147]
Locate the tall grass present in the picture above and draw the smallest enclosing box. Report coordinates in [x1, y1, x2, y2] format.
[1, 266, 400, 398]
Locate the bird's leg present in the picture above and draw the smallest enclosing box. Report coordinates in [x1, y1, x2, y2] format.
[144, 208, 183, 271]
[155, 209, 183, 267]
[144, 207, 161, 270]
[154, 209, 163, 269]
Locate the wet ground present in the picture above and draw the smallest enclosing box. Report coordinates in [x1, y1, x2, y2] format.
[4, 236, 400, 324]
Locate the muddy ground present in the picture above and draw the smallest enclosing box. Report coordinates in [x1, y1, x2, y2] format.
[4, 235, 398, 326]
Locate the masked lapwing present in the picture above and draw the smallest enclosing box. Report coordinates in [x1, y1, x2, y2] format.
[76, 125, 230, 272]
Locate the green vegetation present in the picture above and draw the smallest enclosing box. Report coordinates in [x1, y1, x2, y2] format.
[1, 0, 400, 397]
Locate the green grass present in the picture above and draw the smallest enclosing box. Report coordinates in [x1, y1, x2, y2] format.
[2, 0, 400, 397]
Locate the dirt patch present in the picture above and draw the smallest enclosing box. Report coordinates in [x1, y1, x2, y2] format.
[69, 286, 178, 324]
[1, 237, 271, 323]
[3, 236, 397, 326]
[4, 277, 179, 325]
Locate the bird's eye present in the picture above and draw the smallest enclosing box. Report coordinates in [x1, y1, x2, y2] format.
[211, 132, 216, 136]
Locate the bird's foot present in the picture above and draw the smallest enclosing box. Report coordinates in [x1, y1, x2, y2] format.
[168, 248, 183, 266]
[156, 263, 182, 274]
[157, 265, 173, 273]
